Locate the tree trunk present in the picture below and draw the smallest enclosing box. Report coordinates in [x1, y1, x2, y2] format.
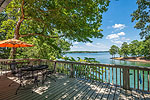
[10, 0, 24, 59]
[10, 18, 22, 59]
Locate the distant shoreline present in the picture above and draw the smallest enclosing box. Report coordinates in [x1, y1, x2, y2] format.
[112, 57, 150, 63]
[65, 51, 109, 53]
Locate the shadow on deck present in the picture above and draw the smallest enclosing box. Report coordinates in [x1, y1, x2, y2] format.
[0, 73, 150, 100]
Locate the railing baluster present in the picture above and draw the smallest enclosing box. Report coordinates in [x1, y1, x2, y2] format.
[78, 64, 79, 78]
[112, 68, 113, 84]
[120, 68, 121, 87]
[105, 67, 106, 83]
[137, 70, 139, 90]
[93, 66, 94, 81]
[67, 63, 68, 76]
[77, 64, 79, 78]
[148, 71, 149, 92]
[116, 68, 117, 85]
[75, 64, 77, 78]
[79, 64, 81, 78]
[108, 68, 110, 83]
[54, 62, 57, 73]
[82, 65, 83, 78]
[98, 66, 101, 81]
[90, 66, 91, 81]
[82, 64, 83, 78]
[102, 66, 103, 82]
[84, 64, 86, 79]
[92, 66, 95, 81]
[70, 64, 74, 78]
[143, 71, 144, 91]
[134, 70, 135, 89]
[96, 66, 97, 81]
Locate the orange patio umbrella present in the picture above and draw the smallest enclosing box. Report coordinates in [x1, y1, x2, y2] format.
[0, 38, 34, 60]
[0, 38, 34, 48]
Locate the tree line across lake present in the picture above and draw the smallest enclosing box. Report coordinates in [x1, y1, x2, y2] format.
[109, 39, 150, 59]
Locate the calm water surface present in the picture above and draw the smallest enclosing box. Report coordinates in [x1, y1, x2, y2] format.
[65, 52, 150, 67]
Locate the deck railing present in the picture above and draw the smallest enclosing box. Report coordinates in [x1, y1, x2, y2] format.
[0, 59, 150, 92]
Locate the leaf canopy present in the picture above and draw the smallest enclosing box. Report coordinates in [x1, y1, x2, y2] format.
[131, 0, 150, 40]
[4, 0, 110, 42]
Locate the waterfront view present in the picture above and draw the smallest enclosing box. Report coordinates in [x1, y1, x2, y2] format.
[0, 0, 150, 99]
[65, 52, 150, 67]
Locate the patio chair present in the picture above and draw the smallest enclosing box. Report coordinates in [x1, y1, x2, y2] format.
[8, 63, 39, 94]
[0, 61, 10, 77]
[43, 65, 57, 82]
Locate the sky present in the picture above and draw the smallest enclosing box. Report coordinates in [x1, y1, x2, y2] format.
[71, 0, 142, 51]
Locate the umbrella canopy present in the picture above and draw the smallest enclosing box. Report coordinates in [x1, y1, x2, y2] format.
[0, 38, 34, 48]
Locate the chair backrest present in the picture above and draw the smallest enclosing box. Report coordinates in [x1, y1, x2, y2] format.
[10, 63, 17, 74]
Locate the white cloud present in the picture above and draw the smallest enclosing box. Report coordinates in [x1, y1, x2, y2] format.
[106, 34, 119, 39]
[106, 32, 125, 39]
[106, 31, 130, 46]
[73, 42, 79, 44]
[117, 32, 125, 36]
[112, 24, 126, 30]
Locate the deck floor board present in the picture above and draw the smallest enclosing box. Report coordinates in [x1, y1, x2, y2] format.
[0, 74, 149, 100]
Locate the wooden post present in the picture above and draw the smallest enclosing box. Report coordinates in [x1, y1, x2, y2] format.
[123, 68, 130, 90]
[54, 62, 57, 73]
[70, 64, 74, 78]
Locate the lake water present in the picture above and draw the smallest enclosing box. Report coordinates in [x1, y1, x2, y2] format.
[65, 52, 150, 67]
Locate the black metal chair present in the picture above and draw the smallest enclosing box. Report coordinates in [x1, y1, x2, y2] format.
[8, 62, 19, 86]
[8, 63, 39, 94]
[43, 65, 57, 82]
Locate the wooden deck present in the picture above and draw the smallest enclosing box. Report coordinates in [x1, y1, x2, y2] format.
[0, 73, 150, 100]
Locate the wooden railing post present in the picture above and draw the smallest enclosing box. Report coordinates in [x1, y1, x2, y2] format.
[54, 62, 57, 73]
[70, 64, 74, 78]
[123, 68, 130, 90]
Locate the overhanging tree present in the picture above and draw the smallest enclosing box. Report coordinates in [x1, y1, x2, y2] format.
[131, 0, 150, 40]
[0, 0, 110, 59]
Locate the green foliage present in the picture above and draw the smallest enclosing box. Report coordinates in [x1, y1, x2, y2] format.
[120, 42, 129, 58]
[3, 0, 110, 42]
[0, 0, 110, 59]
[0, 13, 11, 59]
[142, 39, 150, 58]
[129, 40, 139, 56]
[109, 45, 119, 58]
[118, 48, 123, 57]
[109, 39, 150, 59]
[131, 0, 150, 40]
[15, 37, 71, 59]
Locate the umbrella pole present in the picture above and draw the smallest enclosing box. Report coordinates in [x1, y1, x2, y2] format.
[12, 47, 16, 62]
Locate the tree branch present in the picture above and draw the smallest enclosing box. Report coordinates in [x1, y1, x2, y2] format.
[20, 33, 64, 38]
